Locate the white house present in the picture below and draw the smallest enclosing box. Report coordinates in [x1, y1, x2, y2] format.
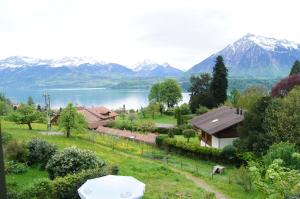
[191, 106, 244, 149]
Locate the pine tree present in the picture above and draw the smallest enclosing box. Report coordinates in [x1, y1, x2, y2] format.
[290, 60, 300, 76]
[210, 56, 228, 106]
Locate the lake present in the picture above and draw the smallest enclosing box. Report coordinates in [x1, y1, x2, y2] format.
[0, 87, 190, 110]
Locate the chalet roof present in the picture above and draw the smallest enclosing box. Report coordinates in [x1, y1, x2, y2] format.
[191, 106, 244, 135]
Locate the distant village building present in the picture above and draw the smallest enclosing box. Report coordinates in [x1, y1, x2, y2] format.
[191, 106, 244, 149]
[77, 106, 118, 129]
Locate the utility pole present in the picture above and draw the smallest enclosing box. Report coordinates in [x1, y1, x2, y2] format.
[0, 120, 7, 199]
[43, 92, 51, 131]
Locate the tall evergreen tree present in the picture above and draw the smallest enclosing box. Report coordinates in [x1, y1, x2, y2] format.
[210, 56, 228, 106]
[290, 60, 300, 76]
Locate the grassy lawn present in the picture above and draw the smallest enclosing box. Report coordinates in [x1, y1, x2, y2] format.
[3, 121, 205, 198]
[6, 167, 48, 191]
[137, 113, 177, 125]
[174, 135, 199, 145]
[3, 121, 264, 199]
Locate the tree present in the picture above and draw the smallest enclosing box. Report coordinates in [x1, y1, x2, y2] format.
[264, 86, 300, 148]
[188, 73, 213, 112]
[179, 103, 191, 115]
[249, 159, 300, 199]
[228, 88, 240, 107]
[183, 129, 196, 142]
[271, 74, 300, 97]
[237, 86, 267, 110]
[59, 103, 87, 138]
[8, 104, 41, 130]
[148, 82, 164, 115]
[210, 56, 228, 106]
[290, 60, 300, 76]
[0, 101, 12, 116]
[263, 142, 300, 170]
[128, 113, 137, 131]
[175, 107, 183, 125]
[27, 96, 35, 106]
[234, 96, 273, 155]
[160, 79, 182, 108]
[147, 102, 159, 119]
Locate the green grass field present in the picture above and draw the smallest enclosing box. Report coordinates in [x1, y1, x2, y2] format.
[3, 121, 264, 199]
[137, 113, 177, 125]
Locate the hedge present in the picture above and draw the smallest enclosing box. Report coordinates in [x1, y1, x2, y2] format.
[10, 165, 118, 199]
[159, 137, 221, 162]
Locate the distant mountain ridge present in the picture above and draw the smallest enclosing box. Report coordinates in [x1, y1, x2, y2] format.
[0, 56, 183, 77]
[0, 56, 183, 88]
[187, 33, 300, 77]
[1, 33, 300, 88]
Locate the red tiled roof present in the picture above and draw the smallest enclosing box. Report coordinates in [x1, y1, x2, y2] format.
[76, 106, 118, 129]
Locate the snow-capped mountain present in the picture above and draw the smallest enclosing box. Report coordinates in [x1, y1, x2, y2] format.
[0, 56, 107, 68]
[187, 33, 300, 77]
[133, 60, 183, 77]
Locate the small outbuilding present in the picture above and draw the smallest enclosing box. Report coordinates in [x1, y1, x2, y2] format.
[191, 106, 244, 149]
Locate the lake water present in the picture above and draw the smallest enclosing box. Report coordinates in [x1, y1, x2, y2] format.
[0, 87, 190, 110]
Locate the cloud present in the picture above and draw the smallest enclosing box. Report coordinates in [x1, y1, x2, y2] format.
[0, 0, 299, 69]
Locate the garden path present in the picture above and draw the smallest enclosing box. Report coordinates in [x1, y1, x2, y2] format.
[172, 168, 230, 199]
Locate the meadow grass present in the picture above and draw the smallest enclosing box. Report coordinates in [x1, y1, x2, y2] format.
[3, 121, 264, 199]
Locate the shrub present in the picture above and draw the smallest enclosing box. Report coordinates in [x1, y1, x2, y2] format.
[162, 137, 221, 161]
[46, 147, 105, 179]
[178, 124, 193, 131]
[203, 192, 216, 199]
[179, 103, 191, 115]
[155, 127, 169, 134]
[13, 166, 117, 199]
[291, 152, 300, 170]
[183, 129, 196, 142]
[5, 140, 28, 163]
[5, 161, 28, 174]
[263, 142, 299, 169]
[170, 127, 182, 135]
[221, 145, 238, 162]
[181, 115, 194, 124]
[53, 167, 115, 199]
[155, 135, 166, 147]
[196, 106, 209, 115]
[134, 120, 155, 133]
[27, 139, 57, 169]
[164, 109, 175, 116]
[167, 129, 174, 138]
[229, 166, 252, 192]
[2, 133, 12, 144]
[18, 178, 54, 199]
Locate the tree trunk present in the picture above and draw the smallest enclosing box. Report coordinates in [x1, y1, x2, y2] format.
[27, 123, 32, 130]
[67, 129, 70, 138]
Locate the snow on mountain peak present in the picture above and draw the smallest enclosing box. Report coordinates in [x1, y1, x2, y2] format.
[133, 60, 160, 71]
[241, 33, 299, 51]
[51, 56, 104, 67]
[0, 56, 107, 68]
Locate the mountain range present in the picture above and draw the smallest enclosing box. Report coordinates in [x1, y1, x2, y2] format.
[0, 33, 299, 88]
[188, 33, 300, 77]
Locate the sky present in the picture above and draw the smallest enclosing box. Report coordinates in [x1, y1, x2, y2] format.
[0, 0, 300, 70]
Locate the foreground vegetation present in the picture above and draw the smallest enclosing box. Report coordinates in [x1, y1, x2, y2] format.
[3, 121, 264, 199]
